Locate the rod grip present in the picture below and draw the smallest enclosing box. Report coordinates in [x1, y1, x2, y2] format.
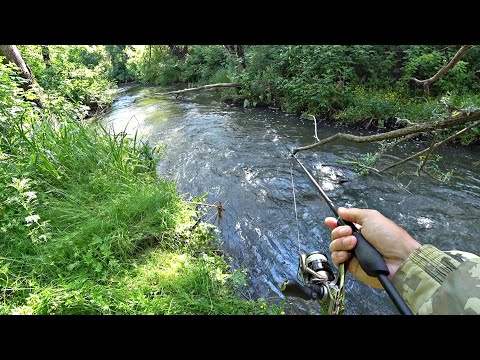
[341, 219, 390, 277]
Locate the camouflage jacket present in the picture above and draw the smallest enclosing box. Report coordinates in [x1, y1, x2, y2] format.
[392, 244, 480, 315]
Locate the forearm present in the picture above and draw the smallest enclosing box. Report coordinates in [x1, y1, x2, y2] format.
[392, 244, 480, 315]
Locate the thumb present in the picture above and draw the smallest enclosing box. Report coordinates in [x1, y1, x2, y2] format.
[338, 207, 370, 226]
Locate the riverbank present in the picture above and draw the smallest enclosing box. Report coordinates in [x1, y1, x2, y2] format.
[139, 45, 480, 147]
[0, 64, 282, 315]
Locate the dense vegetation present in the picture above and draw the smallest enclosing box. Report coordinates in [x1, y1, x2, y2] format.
[0, 46, 281, 314]
[136, 45, 480, 144]
[2, 44, 478, 315]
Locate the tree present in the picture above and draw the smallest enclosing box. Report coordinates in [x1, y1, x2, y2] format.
[40, 45, 51, 68]
[0, 45, 37, 84]
[0, 45, 44, 107]
[223, 45, 246, 70]
[168, 45, 188, 60]
[105, 45, 130, 82]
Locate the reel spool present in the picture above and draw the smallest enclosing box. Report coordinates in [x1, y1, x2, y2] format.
[280, 251, 337, 304]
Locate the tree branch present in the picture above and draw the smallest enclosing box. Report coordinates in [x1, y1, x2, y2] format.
[0, 45, 44, 107]
[371, 134, 417, 166]
[416, 129, 440, 176]
[413, 45, 473, 93]
[379, 120, 480, 173]
[155, 83, 240, 96]
[292, 110, 480, 154]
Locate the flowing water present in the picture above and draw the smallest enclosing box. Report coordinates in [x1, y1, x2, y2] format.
[100, 84, 480, 315]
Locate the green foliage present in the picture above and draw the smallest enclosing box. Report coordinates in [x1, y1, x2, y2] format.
[136, 46, 179, 85]
[337, 152, 378, 176]
[180, 45, 231, 85]
[132, 44, 480, 146]
[137, 45, 235, 86]
[333, 88, 446, 125]
[236, 45, 408, 115]
[66, 45, 105, 69]
[422, 155, 454, 182]
[134, 45, 479, 137]
[401, 46, 479, 95]
[106, 45, 136, 83]
[0, 60, 281, 314]
[19, 45, 114, 117]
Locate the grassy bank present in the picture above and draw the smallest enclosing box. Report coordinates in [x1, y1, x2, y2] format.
[0, 59, 282, 315]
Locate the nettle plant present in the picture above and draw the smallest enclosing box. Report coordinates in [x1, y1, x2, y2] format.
[2, 178, 50, 244]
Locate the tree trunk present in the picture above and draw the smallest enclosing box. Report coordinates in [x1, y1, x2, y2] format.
[148, 45, 152, 69]
[224, 45, 246, 70]
[0, 45, 37, 83]
[168, 45, 188, 60]
[413, 45, 473, 93]
[0, 45, 44, 107]
[155, 83, 240, 96]
[40, 45, 51, 68]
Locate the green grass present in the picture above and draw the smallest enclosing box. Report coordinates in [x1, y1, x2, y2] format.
[0, 62, 283, 315]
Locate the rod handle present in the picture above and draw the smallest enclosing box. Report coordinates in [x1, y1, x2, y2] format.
[340, 219, 390, 277]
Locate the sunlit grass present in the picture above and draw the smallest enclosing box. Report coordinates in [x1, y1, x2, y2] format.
[0, 61, 283, 314]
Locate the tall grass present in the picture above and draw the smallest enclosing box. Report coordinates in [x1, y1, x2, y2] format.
[0, 60, 283, 315]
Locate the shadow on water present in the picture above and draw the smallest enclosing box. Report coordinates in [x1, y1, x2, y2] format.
[100, 84, 480, 315]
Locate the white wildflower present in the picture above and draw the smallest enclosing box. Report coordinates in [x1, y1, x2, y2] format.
[11, 177, 30, 190]
[38, 234, 48, 242]
[23, 191, 37, 202]
[18, 178, 30, 189]
[25, 214, 40, 224]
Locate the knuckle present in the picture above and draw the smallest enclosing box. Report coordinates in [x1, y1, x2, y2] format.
[329, 241, 336, 252]
[369, 209, 380, 216]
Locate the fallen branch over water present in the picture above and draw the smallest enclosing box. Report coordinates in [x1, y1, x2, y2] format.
[294, 107, 480, 178]
[379, 120, 480, 173]
[155, 83, 240, 96]
[292, 110, 480, 154]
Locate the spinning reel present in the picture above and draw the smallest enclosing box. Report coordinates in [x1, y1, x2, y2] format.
[280, 251, 345, 314]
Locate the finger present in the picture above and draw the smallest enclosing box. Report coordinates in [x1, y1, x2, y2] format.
[331, 250, 352, 266]
[324, 217, 339, 230]
[338, 207, 375, 226]
[331, 225, 353, 240]
[329, 235, 357, 252]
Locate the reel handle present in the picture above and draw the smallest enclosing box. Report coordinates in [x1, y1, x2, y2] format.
[280, 279, 327, 301]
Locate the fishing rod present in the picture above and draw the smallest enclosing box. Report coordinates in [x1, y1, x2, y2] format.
[287, 152, 413, 315]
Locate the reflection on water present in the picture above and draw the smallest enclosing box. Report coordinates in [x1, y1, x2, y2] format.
[100, 84, 480, 315]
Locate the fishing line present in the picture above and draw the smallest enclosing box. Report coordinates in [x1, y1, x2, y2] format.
[290, 162, 302, 257]
[273, 130, 412, 315]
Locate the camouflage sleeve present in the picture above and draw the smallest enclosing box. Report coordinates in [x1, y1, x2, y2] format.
[392, 244, 480, 315]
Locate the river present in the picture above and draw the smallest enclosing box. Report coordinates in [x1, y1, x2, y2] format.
[100, 84, 480, 315]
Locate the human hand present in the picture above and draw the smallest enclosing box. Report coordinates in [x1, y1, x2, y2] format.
[324, 207, 421, 289]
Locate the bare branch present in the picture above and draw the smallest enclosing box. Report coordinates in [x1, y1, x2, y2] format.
[413, 45, 473, 93]
[371, 134, 417, 166]
[155, 83, 240, 96]
[416, 130, 440, 176]
[292, 111, 480, 154]
[310, 115, 319, 141]
[379, 121, 480, 173]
